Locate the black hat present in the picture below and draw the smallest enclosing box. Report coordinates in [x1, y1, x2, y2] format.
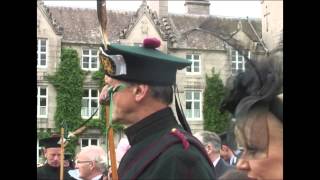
[39, 136, 61, 148]
[99, 37, 191, 86]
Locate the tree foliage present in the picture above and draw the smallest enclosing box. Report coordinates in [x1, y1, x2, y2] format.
[47, 48, 85, 153]
[203, 69, 231, 134]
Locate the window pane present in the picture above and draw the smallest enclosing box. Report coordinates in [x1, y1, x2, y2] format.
[82, 99, 89, 107]
[83, 62, 89, 68]
[40, 98, 46, 106]
[91, 50, 97, 55]
[186, 102, 192, 109]
[231, 63, 236, 68]
[185, 109, 192, 119]
[186, 55, 191, 60]
[41, 60, 46, 66]
[41, 46, 46, 52]
[194, 102, 200, 109]
[41, 40, 46, 46]
[83, 50, 89, 55]
[186, 92, 192, 100]
[194, 92, 200, 100]
[194, 109, 200, 118]
[193, 55, 199, 60]
[40, 88, 46, 95]
[41, 54, 46, 60]
[91, 139, 98, 145]
[231, 50, 236, 56]
[40, 107, 46, 115]
[82, 139, 88, 147]
[186, 66, 191, 72]
[91, 57, 97, 68]
[91, 90, 98, 97]
[91, 100, 98, 108]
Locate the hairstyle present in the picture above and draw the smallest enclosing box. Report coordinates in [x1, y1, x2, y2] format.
[123, 81, 173, 105]
[149, 85, 173, 105]
[80, 146, 107, 173]
[219, 169, 249, 180]
[195, 131, 222, 152]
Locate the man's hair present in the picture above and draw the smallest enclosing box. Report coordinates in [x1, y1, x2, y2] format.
[149, 85, 173, 105]
[124, 81, 173, 105]
[196, 131, 221, 152]
[81, 146, 107, 173]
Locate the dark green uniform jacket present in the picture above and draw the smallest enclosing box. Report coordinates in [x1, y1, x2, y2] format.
[37, 163, 76, 180]
[118, 107, 216, 180]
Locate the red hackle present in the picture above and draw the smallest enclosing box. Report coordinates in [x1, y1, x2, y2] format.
[143, 37, 161, 49]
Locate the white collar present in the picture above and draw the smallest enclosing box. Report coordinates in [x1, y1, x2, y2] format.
[212, 156, 221, 167]
[91, 174, 103, 180]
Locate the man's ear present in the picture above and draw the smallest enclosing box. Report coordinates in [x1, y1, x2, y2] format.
[133, 84, 149, 102]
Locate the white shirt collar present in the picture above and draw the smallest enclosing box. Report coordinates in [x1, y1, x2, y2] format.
[212, 156, 220, 167]
[91, 174, 103, 180]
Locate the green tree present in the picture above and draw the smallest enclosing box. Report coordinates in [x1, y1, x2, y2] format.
[47, 48, 85, 153]
[203, 68, 231, 133]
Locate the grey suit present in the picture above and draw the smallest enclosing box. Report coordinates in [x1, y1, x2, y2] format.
[215, 158, 234, 178]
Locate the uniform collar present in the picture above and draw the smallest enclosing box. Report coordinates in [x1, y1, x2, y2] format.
[124, 107, 178, 146]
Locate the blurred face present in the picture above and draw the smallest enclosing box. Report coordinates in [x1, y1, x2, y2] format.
[220, 145, 231, 161]
[75, 153, 94, 180]
[44, 148, 61, 167]
[236, 112, 283, 180]
[104, 75, 137, 124]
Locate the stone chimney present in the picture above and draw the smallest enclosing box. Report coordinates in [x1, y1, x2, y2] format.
[147, 0, 168, 17]
[185, 0, 210, 15]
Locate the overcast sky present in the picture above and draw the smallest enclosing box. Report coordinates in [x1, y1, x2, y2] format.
[43, 1, 262, 18]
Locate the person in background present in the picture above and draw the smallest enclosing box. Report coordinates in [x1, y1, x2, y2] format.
[194, 131, 233, 178]
[37, 135, 76, 180]
[220, 47, 283, 180]
[75, 145, 107, 180]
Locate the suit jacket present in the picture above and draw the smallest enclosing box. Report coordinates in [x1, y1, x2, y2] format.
[37, 163, 76, 180]
[118, 107, 216, 180]
[215, 158, 234, 178]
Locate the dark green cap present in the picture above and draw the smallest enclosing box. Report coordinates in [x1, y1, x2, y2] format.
[99, 38, 191, 86]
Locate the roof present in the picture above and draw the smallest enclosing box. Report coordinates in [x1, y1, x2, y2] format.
[43, 5, 261, 48]
[47, 6, 134, 44]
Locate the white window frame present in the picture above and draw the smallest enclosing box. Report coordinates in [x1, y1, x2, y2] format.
[231, 50, 250, 75]
[186, 54, 201, 74]
[185, 90, 202, 121]
[82, 49, 99, 71]
[80, 138, 100, 149]
[37, 138, 40, 163]
[37, 39, 47, 68]
[81, 89, 99, 118]
[37, 87, 48, 118]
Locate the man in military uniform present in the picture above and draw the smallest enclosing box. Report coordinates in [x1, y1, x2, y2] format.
[37, 135, 76, 180]
[99, 38, 216, 179]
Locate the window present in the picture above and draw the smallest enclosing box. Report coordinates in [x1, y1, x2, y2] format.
[80, 138, 99, 149]
[186, 54, 200, 74]
[81, 89, 99, 118]
[231, 50, 250, 75]
[82, 49, 98, 71]
[37, 39, 47, 67]
[185, 90, 202, 120]
[37, 87, 48, 117]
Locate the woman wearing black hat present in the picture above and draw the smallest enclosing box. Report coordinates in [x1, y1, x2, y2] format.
[220, 48, 283, 180]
